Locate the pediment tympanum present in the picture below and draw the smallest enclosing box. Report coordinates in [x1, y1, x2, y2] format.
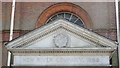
[6, 19, 117, 66]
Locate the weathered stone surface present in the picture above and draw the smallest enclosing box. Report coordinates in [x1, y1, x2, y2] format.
[53, 33, 69, 48]
[14, 56, 109, 66]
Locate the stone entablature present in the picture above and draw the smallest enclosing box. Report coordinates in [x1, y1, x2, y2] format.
[11, 48, 113, 66]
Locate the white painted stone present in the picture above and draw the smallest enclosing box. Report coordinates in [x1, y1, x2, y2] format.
[13, 56, 109, 66]
[6, 19, 117, 66]
[23, 29, 99, 48]
[53, 33, 69, 48]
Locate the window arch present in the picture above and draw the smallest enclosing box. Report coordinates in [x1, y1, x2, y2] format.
[36, 3, 93, 29]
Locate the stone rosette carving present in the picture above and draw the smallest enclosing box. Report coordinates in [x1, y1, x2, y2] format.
[53, 33, 69, 48]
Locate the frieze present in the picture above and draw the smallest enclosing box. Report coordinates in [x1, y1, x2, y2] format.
[13, 56, 110, 66]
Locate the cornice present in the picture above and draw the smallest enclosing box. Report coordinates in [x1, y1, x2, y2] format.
[10, 48, 114, 57]
[10, 48, 114, 53]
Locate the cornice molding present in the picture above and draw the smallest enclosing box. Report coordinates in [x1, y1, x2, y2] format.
[10, 48, 114, 56]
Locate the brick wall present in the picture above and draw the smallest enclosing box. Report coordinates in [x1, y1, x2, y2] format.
[2, 2, 116, 30]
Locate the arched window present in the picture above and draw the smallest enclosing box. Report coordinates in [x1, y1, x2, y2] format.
[46, 12, 84, 27]
[36, 3, 92, 29]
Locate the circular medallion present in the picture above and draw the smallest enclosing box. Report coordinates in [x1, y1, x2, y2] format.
[53, 33, 69, 48]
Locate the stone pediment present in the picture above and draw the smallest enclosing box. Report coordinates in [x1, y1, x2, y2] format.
[6, 19, 117, 49]
[6, 19, 117, 66]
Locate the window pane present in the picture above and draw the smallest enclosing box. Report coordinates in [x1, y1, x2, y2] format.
[65, 13, 71, 21]
[58, 13, 64, 19]
[47, 19, 52, 23]
[75, 19, 84, 27]
[70, 15, 78, 23]
[51, 15, 57, 21]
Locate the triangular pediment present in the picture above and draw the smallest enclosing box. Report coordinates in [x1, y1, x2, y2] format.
[6, 19, 117, 49]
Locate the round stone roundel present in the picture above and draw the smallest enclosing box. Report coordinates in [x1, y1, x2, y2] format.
[53, 33, 69, 48]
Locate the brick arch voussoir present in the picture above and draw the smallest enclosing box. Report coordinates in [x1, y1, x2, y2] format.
[36, 3, 93, 29]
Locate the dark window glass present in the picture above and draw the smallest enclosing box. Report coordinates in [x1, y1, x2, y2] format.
[58, 13, 64, 19]
[70, 15, 78, 23]
[75, 19, 84, 27]
[64, 13, 71, 21]
[51, 15, 57, 21]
